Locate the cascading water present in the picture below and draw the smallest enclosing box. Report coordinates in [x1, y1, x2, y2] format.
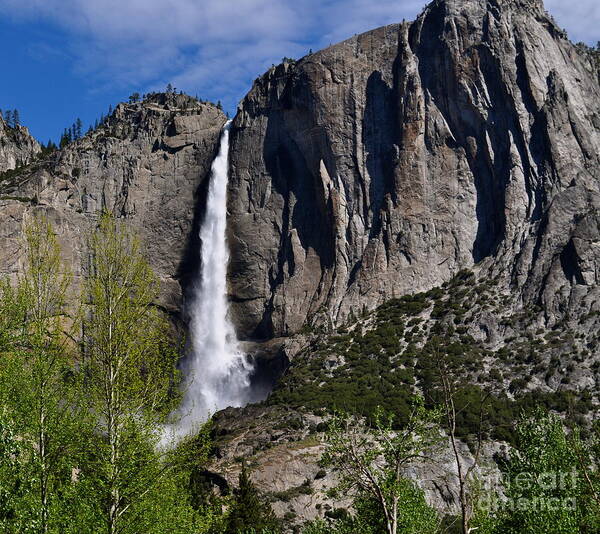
[164, 121, 253, 442]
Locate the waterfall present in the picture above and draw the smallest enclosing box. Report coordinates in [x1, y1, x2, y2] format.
[164, 121, 253, 442]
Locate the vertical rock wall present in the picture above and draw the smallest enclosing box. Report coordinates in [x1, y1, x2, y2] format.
[228, 0, 600, 339]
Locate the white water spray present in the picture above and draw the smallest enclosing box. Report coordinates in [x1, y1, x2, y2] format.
[165, 121, 253, 442]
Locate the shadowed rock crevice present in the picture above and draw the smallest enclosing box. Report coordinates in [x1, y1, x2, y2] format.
[560, 238, 586, 286]
[363, 71, 397, 238]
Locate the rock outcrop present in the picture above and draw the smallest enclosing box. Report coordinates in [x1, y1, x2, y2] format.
[227, 0, 600, 340]
[0, 94, 226, 319]
[209, 404, 503, 529]
[0, 116, 40, 172]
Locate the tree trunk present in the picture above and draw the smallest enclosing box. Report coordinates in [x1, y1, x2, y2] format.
[40, 403, 48, 534]
[107, 358, 120, 534]
[460, 483, 469, 534]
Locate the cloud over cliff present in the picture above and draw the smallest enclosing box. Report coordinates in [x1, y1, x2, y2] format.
[0, 0, 596, 109]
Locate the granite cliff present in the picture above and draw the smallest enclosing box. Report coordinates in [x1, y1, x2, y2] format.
[0, 93, 226, 321]
[228, 0, 600, 342]
[2, 0, 598, 346]
[215, 0, 600, 527]
[1, 0, 600, 527]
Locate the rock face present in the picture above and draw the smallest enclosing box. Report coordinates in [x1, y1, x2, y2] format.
[210, 399, 503, 529]
[220, 2, 600, 526]
[228, 0, 600, 340]
[0, 94, 226, 319]
[0, 117, 40, 172]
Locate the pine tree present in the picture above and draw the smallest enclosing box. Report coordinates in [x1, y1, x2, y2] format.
[75, 118, 83, 139]
[40, 139, 57, 156]
[59, 129, 69, 148]
[225, 463, 279, 534]
[12, 110, 20, 127]
[5, 110, 12, 128]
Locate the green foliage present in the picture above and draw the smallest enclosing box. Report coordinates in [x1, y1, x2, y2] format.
[59, 118, 84, 147]
[2, 217, 600, 534]
[0, 213, 223, 533]
[493, 411, 591, 534]
[0, 215, 89, 533]
[225, 463, 280, 534]
[82, 212, 186, 533]
[0, 413, 32, 534]
[84, 211, 178, 420]
[270, 268, 593, 449]
[270, 479, 313, 502]
[303, 486, 437, 534]
[321, 403, 440, 534]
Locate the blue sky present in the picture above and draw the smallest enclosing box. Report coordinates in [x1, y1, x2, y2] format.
[0, 0, 597, 144]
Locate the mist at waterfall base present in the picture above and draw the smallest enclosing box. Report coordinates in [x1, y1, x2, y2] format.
[163, 122, 254, 444]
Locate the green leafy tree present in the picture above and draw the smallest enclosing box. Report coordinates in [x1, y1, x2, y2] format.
[19, 216, 72, 533]
[305, 483, 436, 534]
[321, 400, 441, 534]
[225, 463, 279, 534]
[0, 212, 227, 534]
[495, 411, 588, 534]
[0, 215, 87, 534]
[573, 423, 600, 529]
[82, 212, 182, 534]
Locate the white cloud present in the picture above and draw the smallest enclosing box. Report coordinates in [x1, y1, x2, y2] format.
[0, 0, 420, 106]
[545, 0, 600, 45]
[0, 0, 597, 108]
